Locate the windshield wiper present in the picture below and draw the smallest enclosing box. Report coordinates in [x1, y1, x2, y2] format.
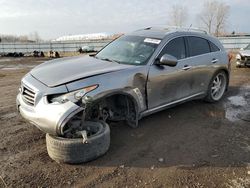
[99, 57, 120, 64]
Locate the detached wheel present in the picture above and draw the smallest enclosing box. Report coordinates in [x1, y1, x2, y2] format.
[46, 121, 110, 164]
[205, 71, 228, 102]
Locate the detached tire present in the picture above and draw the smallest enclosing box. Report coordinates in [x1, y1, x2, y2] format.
[46, 121, 110, 164]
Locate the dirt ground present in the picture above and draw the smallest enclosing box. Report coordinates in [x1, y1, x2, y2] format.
[0, 57, 249, 188]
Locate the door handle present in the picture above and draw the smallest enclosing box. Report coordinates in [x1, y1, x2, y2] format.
[182, 65, 192, 70]
[211, 58, 218, 63]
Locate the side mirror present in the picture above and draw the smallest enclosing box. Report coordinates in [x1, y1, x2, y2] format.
[157, 54, 178, 67]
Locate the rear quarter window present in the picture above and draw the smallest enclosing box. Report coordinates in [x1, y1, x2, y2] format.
[209, 41, 220, 52]
[187, 36, 210, 57]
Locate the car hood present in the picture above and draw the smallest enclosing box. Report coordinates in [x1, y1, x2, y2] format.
[31, 56, 134, 87]
[240, 50, 250, 56]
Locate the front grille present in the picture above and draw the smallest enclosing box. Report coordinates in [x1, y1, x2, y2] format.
[22, 85, 36, 106]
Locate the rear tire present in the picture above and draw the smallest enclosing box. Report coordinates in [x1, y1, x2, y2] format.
[46, 121, 110, 164]
[205, 71, 228, 103]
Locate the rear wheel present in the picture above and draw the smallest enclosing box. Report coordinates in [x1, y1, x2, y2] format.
[205, 71, 228, 102]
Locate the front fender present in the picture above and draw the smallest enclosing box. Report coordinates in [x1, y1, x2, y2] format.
[87, 87, 146, 113]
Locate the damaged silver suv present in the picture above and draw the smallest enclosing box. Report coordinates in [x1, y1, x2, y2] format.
[17, 27, 230, 137]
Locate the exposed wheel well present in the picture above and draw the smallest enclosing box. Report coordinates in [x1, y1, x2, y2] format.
[86, 94, 138, 127]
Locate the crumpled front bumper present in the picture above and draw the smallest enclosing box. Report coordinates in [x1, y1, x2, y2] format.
[16, 93, 83, 136]
[236, 59, 250, 67]
[236, 60, 246, 66]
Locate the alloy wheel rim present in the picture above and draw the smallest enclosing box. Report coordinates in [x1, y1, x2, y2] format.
[211, 73, 226, 100]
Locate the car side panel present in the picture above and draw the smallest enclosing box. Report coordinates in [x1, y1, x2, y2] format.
[184, 50, 229, 95]
[146, 62, 195, 109]
[66, 66, 149, 112]
[182, 54, 216, 95]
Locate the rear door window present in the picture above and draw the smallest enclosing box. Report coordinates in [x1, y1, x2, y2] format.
[159, 37, 186, 60]
[187, 36, 210, 57]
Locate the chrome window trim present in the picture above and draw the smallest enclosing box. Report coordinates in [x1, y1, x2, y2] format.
[150, 34, 222, 66]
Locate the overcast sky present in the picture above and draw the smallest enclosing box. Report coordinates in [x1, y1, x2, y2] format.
[0, 0, 249, 40]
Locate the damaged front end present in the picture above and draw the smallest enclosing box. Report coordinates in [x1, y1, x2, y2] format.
[236, 53, 250, 67]
[16, 73, 99, 137]
[61, 91, 140, 138]
[17, 73, 143, 139]
[46, 85, 99, 137]
[17, 92, 84, 136]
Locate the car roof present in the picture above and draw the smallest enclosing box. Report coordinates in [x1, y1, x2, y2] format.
[130, 26, 224, 50]
[130, 26, 208, 39]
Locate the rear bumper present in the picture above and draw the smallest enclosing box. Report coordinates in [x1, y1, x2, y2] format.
[16, 93, 83, 135]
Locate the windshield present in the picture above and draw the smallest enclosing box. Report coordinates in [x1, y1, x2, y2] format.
[95, 35, 160, 65]
[244, 44, 250, 50]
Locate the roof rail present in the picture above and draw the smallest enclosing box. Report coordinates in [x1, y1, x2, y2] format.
[141, 26, 207, 34]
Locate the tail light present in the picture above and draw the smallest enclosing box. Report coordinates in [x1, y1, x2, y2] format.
[227, 52, 232, 71]
[228, 53, 233, 62]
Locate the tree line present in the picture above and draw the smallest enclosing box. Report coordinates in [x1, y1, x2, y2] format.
[169, 0, 230, 36]
[0, 31, 41, 43]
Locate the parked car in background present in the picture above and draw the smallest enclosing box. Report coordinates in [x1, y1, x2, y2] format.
[236, 44, 250, 67]
[79, 46, 95, 53]
[47, 50, 60, 58]
[0, 52, 24, 57]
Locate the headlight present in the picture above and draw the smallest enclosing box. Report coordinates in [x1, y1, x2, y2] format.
[236, 54, 241, 60]
[50, 85, 98, 104]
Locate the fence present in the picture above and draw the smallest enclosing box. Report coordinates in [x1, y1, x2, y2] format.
[0, 36, 250, 53]
[218, 36, 250, 50]
[0, 40, 112, 53]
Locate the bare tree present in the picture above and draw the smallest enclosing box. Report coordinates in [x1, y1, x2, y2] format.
[29, 31, 41, 42]
[169, 5, 188, 27]
[0, 34, 32, 43]
[19, 35, 29, 42]
[34, 31, 41, 42]
[199, 1, 230, 36]
[215, 3, 230, 36]
[199, 1, 216, 33]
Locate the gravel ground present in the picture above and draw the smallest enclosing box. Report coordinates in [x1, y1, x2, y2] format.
[0, 57, 249, 188]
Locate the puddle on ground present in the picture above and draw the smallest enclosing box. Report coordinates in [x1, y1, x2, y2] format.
[224, 85, 250, 122]
[227, 96, 248, 106]
[206, 85, 250, 122]
[225, 108, 241, 122]
[237, 113, 250, 122]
